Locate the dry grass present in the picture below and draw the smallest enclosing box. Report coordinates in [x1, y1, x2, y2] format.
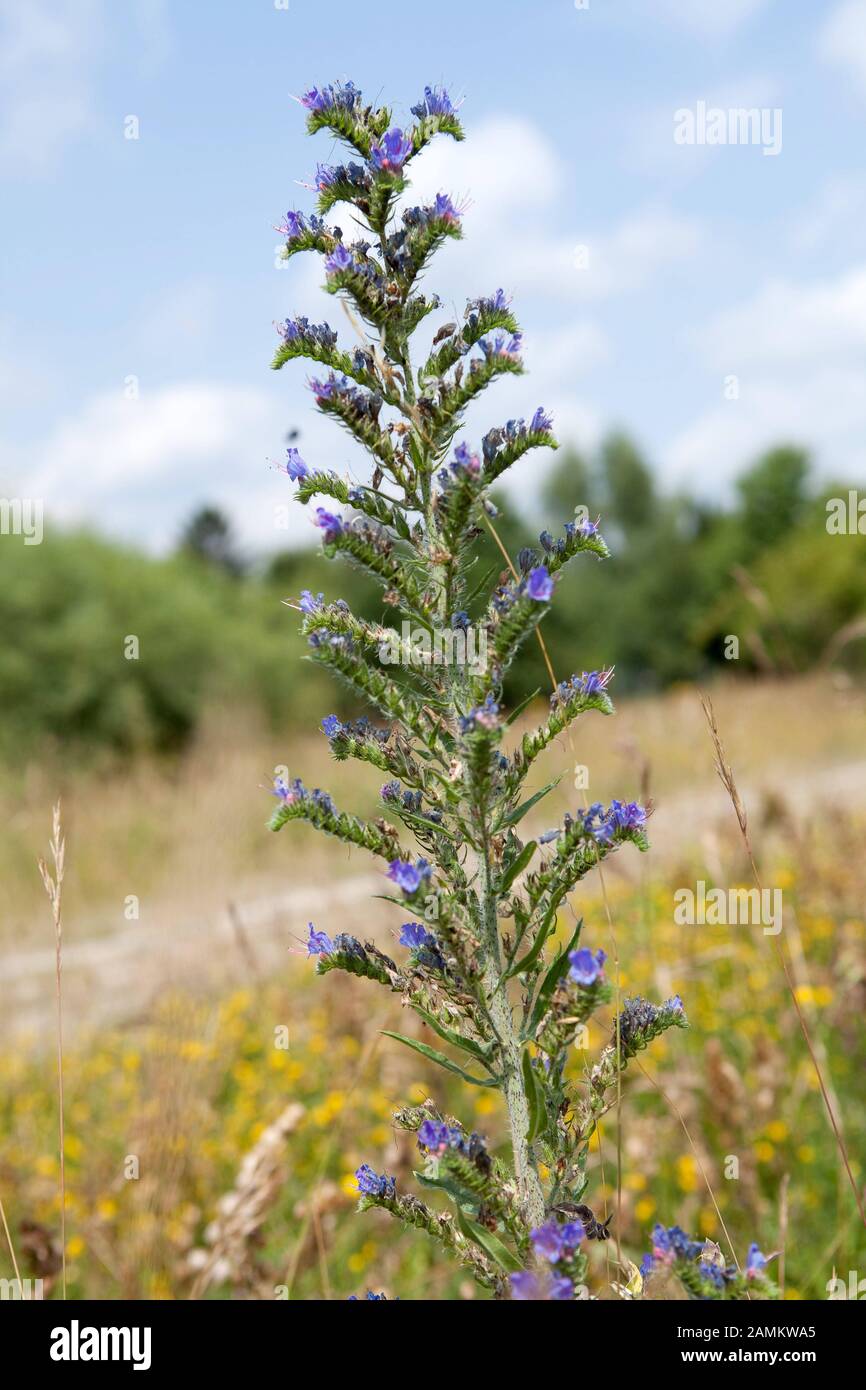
[1, 673, 865, 1299]
[2, 673, 864, 956]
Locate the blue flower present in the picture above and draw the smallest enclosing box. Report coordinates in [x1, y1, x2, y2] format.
[387, 858, 432, 896]
[480, 331, 523, 362]
[314, 162, 340, 191]
[560, 1221, 585, 1249]
[370, 127, 413, 174]
[272, 775, 304, 805]
[452, 441, 481, 474]
[607, 798, 646, 832]
[277, 209, 307, 242]
[745, 1242, 774, 1278]
[509, 1271, 541, 1300]
[530, 406, 553, 433]
[530, 1218, 585, 1264]
[459, 693, 500, 733]
[650, 1224, 703, 1265]
[574, 798, 646, 846]
[467, 288, 510, 317]
[510, 1269, 573, 1301]
[313, 507, 343, 543]
[417, 1119, 462, 1152]
[399, 922, 436, 951]
[298, 589, 324, 614]
[300, 87, 330, 112]
[530, 1220, 565, 1263]
[280, 316, 338, 349]
[355, 1164, 396, 1199]
[324, 242, 354, 276]
[321, 715, 343, 739]
[348, 1290, 390, 1300]
[411, 85, 456, 118]
[306, 923, 333, 956]
[526, 566, 554, 602]
[517, 547, 537, 574]
[432, 191, 461, 224]
[400, 922, 445, 970]
[285, 448, 308, 481]
[568, 946, 607, 987]
[301, 81, 361, 114]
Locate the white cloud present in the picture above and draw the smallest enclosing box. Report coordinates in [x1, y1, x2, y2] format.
[629, 73, 781, 176]
[17, 382, 300, 551]
[400, 116, 700, 305]
[667, 367, 866, 489]
[693, 266, 866, 369]
[0, 0, 102, 174]
[648, 0, 770, 40]
[668, 264, 866, 489]
[790, 176, 866, 254]
[133, 279, 221, 358]
[820, 0, 866, 97]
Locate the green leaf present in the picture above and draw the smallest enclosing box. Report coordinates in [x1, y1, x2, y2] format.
[413, 1169, 478, 1212]
[505, 688, 541, 727]
[410, 1005, 494, 1067]
[506, 904, 558, 978]
[392, 510, 411, 541]
[398, 809, 457, 841]
[499, 840, 536, 894]
[381, 1031, 498, 1086]
[521, 1047, 545, 1144]
[501, 775, 563, 829]
[461, 564, 499, 609]
[528, 918, 583, 1032]
[455, 1209, 522, 1273]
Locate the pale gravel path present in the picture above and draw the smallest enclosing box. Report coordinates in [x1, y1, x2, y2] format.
[3, 758, 864, 1042]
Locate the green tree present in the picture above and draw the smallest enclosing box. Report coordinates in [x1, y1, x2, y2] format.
[180, 506, 246, 577]
[736, 445, 810, 548]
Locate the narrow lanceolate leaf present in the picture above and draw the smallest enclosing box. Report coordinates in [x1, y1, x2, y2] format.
[521, 1047, 545, 1145]
[499, 840, 537, 894]
[501, 776, 563, 829]
[506, 909, 557, 979]
[414, 1169, 478, 1210]
[528, 919, 584, 1033]
[381, 1030, 499, 1086]
[410, 1005, 495, 1068]
[504, 688, 542, 727]
[455, 1210, 522, 1274]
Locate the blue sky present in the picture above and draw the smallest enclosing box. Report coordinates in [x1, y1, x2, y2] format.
[3, 0, 866, 553]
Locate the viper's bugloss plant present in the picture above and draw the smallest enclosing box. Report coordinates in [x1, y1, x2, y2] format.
[268, 80, 778, 1302]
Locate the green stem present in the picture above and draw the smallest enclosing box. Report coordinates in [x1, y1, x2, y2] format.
[479, 846, 547, 1229]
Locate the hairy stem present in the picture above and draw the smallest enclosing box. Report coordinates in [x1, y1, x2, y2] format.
[478, 847, 546, 1229]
